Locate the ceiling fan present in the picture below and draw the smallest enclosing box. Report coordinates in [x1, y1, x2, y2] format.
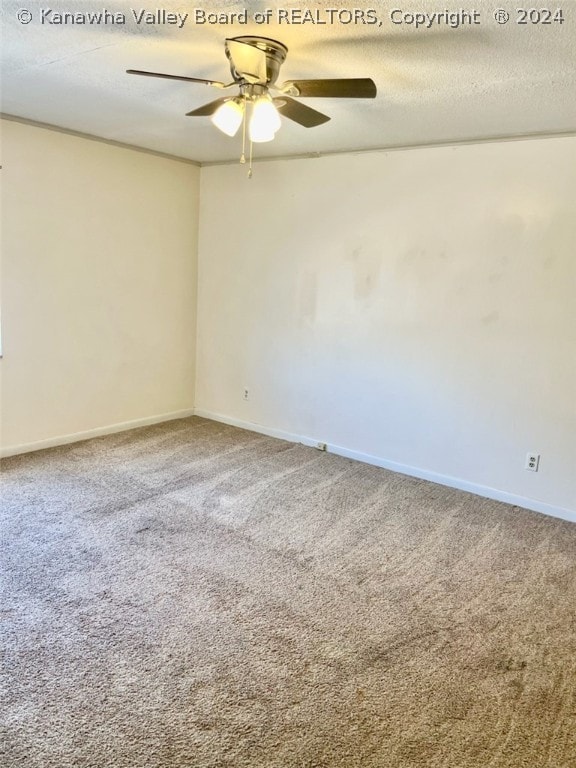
[127, 36, 377, 173]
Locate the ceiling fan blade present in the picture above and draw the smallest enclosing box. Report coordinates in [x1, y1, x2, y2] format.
[280, 79, 377, 99]
[226, 39, 268, 83]
[186, 98, 230, 117]
[127, 69, 228, 88]
[274, 97, 330, 128]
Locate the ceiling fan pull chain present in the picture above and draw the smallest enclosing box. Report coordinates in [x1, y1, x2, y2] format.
[240, 95, 247, 165]
[248, 140, 253, 179]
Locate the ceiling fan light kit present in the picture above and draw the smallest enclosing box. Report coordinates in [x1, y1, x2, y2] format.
[211, 98, 244, 137]
[127, 36, 377, 176]
[249, 96, 282, 143]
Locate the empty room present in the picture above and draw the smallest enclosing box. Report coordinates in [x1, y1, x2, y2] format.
[1, 1, 575, 766]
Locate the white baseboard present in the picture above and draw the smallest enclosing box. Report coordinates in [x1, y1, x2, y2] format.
[194, 408, 322, 448]
[0, 408, 196, 458]
[194, 408, 576, 525]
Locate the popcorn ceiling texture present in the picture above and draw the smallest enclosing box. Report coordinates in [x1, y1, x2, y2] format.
[2, 417, 575, 767]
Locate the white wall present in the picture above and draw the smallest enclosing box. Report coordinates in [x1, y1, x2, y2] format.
[196, 137, 576, 519]
[0, 119, 199, 454]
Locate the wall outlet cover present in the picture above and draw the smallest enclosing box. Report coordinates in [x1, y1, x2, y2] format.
[525, 453, 540, 472]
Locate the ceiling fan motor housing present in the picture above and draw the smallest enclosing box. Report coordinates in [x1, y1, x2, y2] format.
[225, 36, 288, 86]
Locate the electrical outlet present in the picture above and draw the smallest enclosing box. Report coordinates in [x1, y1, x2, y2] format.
[243, 388, 249, 401]
[525, 453, 540, 472]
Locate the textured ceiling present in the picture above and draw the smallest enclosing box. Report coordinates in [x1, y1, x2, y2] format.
[2, 0, 576, 162]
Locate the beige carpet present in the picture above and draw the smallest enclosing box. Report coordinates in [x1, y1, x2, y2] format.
[1, 416, 575, 767]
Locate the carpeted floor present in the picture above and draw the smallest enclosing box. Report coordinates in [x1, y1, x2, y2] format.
[1, 416, 575, 767]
